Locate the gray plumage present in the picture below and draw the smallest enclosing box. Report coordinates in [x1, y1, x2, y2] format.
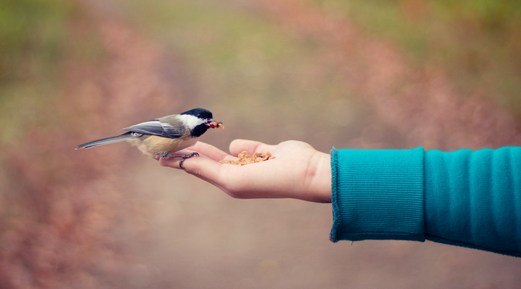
[76, 108, 216, 158]
[123, 117, 185, 139]
[76, 133, 136, 149]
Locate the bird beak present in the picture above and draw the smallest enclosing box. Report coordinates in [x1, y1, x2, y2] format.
[206, 119, 224, 129]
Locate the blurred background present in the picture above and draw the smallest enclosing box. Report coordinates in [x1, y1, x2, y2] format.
[1, 0, 520, 288]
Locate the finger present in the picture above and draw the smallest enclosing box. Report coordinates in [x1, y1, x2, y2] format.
[159, 155, 224, 186]
[188, 141, 229, 161]
[229, 139, 275, 156]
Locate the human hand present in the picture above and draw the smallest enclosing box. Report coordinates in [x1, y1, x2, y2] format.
[159, 140, 332, 203]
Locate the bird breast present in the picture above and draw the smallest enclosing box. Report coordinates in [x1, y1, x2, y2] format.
[128, 135, 195, 157]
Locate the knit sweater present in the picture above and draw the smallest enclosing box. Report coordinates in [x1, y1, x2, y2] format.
[330, 147, 521, 257]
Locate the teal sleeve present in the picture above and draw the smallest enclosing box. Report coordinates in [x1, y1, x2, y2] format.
[330, 147, 521, 257]
[330, 148, 425, 241]
[425, 147, 521, 256]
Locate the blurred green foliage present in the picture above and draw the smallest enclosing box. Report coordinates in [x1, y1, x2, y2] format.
[0, 0, 73, 83]
[317, 0, 521, 119]
[0, 0, 74, 144]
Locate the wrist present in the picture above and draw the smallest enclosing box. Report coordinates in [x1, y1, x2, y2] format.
[307, 151, 332, 203]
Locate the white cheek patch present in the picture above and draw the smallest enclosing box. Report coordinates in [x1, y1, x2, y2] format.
[176, 114, 205, 130]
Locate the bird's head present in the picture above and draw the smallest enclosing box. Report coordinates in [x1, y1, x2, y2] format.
[180, 108, 223, 137]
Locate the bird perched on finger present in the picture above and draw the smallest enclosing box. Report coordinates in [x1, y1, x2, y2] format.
[76, 108, 223, 160]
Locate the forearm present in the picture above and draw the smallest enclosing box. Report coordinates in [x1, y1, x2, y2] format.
[425, 147, 521, 256]
[330, 147, 521, 257]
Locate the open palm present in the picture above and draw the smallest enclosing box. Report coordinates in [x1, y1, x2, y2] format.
[159, 140, 331, 202]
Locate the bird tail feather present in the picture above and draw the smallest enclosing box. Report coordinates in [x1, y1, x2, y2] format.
[76, 133, 132, 150]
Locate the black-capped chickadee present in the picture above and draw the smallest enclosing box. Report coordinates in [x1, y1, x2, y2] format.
[76, 108, 223, 160]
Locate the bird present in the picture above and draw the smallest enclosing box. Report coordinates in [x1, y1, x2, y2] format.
[76, 108, 223, 161]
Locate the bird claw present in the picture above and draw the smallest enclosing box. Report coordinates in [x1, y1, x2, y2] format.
[158, 151, 199, 161]
[178, 152, 199, 169]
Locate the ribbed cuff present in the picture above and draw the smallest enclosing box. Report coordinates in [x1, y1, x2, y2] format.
[330, 148, 425, 242]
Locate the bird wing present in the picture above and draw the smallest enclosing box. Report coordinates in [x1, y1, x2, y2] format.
[123, 119, 185, 139]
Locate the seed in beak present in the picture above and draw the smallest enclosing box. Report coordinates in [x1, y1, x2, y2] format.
[208, 121, 224, 128]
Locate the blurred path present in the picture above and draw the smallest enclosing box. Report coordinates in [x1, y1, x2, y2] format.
[255, 0, 521, 148]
